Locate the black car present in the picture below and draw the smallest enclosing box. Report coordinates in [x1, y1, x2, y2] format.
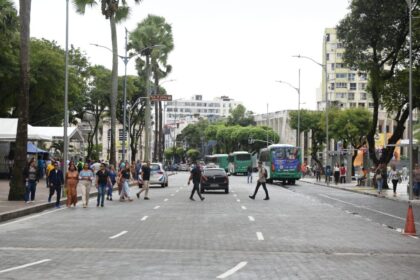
[201, 168, 229, 193]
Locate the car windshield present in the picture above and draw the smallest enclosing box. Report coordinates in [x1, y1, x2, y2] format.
[236, 154, 251, 161]
[203, 169, 226, 176]
[150, 164, 161, 171]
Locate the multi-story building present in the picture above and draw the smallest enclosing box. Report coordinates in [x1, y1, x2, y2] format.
[164, 95, 242, 148]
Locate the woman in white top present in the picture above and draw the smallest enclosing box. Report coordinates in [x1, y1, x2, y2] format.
[389, 165, 400, 196]
[78, 163, 95, 208]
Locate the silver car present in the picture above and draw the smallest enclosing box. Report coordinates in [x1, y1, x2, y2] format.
[138, 163, 168, 188]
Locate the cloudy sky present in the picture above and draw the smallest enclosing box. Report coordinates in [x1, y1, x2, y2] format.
[13, 0, 350, 114]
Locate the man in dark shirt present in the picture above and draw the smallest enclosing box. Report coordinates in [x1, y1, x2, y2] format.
[137, 161, 151, 200]
[188, 162, 206, 201]
[96, 163, 111, 207]
[48, 162, 64, 208]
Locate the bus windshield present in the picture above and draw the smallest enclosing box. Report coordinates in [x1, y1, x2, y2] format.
[271, 147, 299, 160]
[236, 154, 251, 161]
[204, 156, 217, 164]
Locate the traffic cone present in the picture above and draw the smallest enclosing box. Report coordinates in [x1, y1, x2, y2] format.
[404, 202, 416, 236]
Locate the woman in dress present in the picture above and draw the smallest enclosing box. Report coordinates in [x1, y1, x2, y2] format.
[66, 162, 79, 207]
[78, 163, 94, 208]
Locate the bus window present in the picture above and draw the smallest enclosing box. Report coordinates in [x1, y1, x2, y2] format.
[236, 154, 251, 161]
[259, 150, 269, 162]
[228, 155, 234, 162]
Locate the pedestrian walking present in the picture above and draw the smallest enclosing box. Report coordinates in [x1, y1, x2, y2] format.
[46, 159, 55, 188]
[78, 163, 94, 208]
[107, 165, 117, 201]
[48, 162, 64, 208]
[188, 162, 205, 201]
[375, 164, 385, 196]
[96, 163, 111, 207]
[413, 164, 420, 199]
[137, 161, 151, 200]
[389, 165, 400, 197]
[247, 165, 253, 184]
[24, 158, 39, 204]
[249, 161, 270, 200]
[339, 164, 346, 183]
[333, 163, 340, 185]
[118, 163, 133, 201]
[315, 164, 321, 182]
[65, 162, 79, 207]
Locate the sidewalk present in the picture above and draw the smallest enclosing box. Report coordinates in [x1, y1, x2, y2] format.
[0, 178, 130, 223]
[300, 176, 420, 204]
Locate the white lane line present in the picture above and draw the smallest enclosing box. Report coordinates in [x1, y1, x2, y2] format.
[248, 216, 255, 222]
[233, 194, 237, 197]
[141, 216, 148, 221]
[176, 190, 179, 193]
[109, 231, 128, 239]
[319, 194, 420, 226]
[0, 208, 65, 228]
[256, 232, 264, 241]
[241, 206, 247, 210]
[154, 206, 160, 210]
[0, 259, 51, 274]
[170, 194, 175, 196]
[236, 199, 241, 203]
[164, 198, 169, 202]
[216, 261, 247, 279]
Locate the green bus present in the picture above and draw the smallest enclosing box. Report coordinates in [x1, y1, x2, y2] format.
[204, 154, 229, 171]
[259, 144, 302, 184]
[228, 151, 252, 175]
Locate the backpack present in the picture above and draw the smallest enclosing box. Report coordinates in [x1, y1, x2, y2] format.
[264, 168, 268, 178]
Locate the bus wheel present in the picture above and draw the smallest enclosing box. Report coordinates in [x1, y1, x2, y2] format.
[291, 179, 296, 185]
[267, 178, 273, 184]
[282, 180, 286, 185]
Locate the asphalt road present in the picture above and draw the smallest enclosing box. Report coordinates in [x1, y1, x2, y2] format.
[0, 173, 419, 279]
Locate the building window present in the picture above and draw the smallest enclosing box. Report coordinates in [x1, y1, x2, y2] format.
[337, 42, 344, 48]
[359, 73, 367, 81]
[348, 73, 355, 81]
[350, 103, 356, 108]
[326, 53, 330, 61]
[348, 92, 355, 100]
[326, 33, 330, 42]
[336, 53, 344, 59]
[358, 103, 365, 108]
[336, 92, 347, 99]
[330, 63, 335, 71]
[369, 103, 374, 108]
[336, 82, 347, 89]
[360, 92, 367, 100]
[329, 83, 335, 90]
[359, 83, 366, 90]
[336, 73, 347, 79]
[336, 63, 344, 69]
[349, 83, 357, 90]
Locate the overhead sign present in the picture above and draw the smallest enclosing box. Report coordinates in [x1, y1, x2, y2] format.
[150, 95, 172, 101]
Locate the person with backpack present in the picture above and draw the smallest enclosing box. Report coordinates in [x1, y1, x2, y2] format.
[187, 162, 206, 201]
[249, 161, 270, 200]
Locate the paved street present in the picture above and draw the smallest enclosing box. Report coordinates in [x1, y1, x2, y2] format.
[1, 173, 420, 279]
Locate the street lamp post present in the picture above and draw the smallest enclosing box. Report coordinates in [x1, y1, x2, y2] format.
[63, 0, 69, 196]
[276, 69, 301, 147]
[293, 52, 329, 186]
[90, 42, 163, 162]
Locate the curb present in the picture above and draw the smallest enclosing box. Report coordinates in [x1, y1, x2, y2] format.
[0, 183, 138, 224]
[300, 179, 420, 205]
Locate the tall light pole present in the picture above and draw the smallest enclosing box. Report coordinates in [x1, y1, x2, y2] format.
[293, 52, 329, 186]
[276, 69, 301, 147]
[406, 0, 414, 201]
[63, 0, 69, 195]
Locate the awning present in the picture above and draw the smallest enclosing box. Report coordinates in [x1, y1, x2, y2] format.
[27, 142, 49, 154]
[0, 118, 53, 141]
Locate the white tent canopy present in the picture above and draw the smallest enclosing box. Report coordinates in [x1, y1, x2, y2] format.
[0, 118, 53, 141]
[30, 126, 84, 142]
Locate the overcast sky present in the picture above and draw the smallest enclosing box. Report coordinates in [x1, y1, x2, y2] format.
[14, 0, 350, 114]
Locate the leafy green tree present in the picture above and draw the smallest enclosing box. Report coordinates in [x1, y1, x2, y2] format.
[129, 15, 174, 162]
[227, 104, 256, 126]
[0, 0, 19, 117]
[186, 149, 200, 161]
[9, 0, 31, 200]
[336, 0, 416, 165]
[179, 119, 209, 150]
[73, 0, 142, 166]
[329, 108, 372, 170]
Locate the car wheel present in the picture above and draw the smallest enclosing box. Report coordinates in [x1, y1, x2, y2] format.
[161, 183, 165, 188]
[225, 187, 229, 194]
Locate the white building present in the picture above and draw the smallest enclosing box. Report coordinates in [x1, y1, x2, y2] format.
[254, 110, 297, 146]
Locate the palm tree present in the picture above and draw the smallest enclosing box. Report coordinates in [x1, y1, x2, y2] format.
[129, 15, 174, 161]
[73, 0, 141, 166]
[8, 0, 31, 200]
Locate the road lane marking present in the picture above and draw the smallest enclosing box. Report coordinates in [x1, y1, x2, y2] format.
[170, 194, 175, 196]
[141, 216, 148, 221]
[248, 216, 255, 222]
[176, 190, 179, 193]
[0, 259, 51, 274]
[154, 206, 160, 210]
[236, 199, 240, 202]
[109, 231, 128, 239]
[241, 206, 247, 210]
[216, 261, 247, 279]
[164, 198, 169, 202]
[319, 194, 420, 226]
[256, 232, 264, 240]
[233, 194, 237, 197]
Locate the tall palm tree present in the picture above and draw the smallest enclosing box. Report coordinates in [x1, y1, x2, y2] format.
[9, 0, 31, 200]
[73, 0, 141, 165]
[129, 15, 174, 161]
